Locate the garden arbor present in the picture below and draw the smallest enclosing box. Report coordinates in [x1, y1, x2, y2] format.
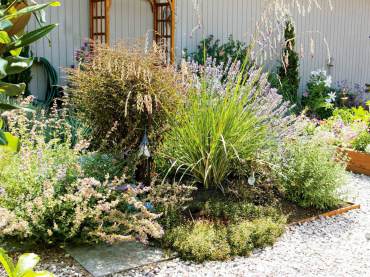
[89, 0, 176, 63]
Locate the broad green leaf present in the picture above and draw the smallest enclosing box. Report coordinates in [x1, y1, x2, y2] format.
[0, 30, 10, 44]
[5, 56, 33, 75]
[10, 47, 22, 56]
[6, 24, 57, 51]
[24, 271, 54, 277]
[14, 253, 40, 277]
[1, 2, 61, 22]
[0, 57, 8, 79]
[0, 102, 21, 111]
[0, 118, 3, 128]
[0, 81, 26, 96]
[1, 131, 19, 152]
[0, 247, 15, 277]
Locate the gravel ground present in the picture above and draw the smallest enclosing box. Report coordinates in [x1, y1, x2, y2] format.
[1, 173, 369, 277]
[124, 173, 370, 277]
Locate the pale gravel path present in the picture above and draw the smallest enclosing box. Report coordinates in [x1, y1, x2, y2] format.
[124, 173, 370, 277]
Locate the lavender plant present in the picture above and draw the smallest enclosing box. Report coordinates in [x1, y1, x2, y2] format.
[158, 56, 302, 190]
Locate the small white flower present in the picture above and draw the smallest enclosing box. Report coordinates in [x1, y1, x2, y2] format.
[310, 70, 318, 76]
[325, 91, 337, 103]
[324, 75, 332, 88]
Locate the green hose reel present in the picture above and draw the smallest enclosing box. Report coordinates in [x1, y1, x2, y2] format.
[33, 56, 60, 107]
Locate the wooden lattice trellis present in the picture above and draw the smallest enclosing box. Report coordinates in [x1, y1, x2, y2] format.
[149, 0, 175, 63]
[89, 0, 111, 44]
[89, 0, 175, 63]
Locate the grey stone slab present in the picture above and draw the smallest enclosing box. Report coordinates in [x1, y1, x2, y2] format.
[66, 241, 174, 277]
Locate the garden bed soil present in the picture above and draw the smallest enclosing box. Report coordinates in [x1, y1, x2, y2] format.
[341, 148, 370, 176]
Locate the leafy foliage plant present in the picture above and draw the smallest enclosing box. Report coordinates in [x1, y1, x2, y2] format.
[0, 105, 163, 244]
[0, 248, 53, 277]
[0, 0, 59, 152]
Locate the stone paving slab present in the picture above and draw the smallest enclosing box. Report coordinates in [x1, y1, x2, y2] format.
[66, 241, 174, 277]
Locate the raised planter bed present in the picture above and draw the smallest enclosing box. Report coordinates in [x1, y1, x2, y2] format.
[342, 148, 370, 176]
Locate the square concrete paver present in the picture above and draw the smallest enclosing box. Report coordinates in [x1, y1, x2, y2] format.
[66, 241, 173, 277]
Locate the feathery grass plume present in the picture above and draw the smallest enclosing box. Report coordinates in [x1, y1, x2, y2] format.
[252, 0, 333, 65]
[67, 42, 185, 155]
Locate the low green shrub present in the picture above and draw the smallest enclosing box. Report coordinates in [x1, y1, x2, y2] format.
[164, 221, 231, 262]
[301, 70, 336, 119]
[184, 35, 249, 67]
[0, 108, 163, 244]
[250, 218, 285, 248]
[277, 139, 347, 209]
[227, 221, 254, 256]
[164, 216, 285, 262]
[332, 106, 370, 126]
[351, 131, 370, 152]
[197, 199, 283, 223]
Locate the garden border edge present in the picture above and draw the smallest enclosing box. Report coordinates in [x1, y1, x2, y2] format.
[289, 202, 361, 226]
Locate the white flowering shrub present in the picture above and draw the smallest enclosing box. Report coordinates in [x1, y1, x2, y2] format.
[302, 69, 337, 118]
[0, 103, 163, 244]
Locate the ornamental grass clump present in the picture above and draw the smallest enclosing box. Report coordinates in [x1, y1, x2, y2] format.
[158, 61, 274, 189]
[68, 43, 185, 155]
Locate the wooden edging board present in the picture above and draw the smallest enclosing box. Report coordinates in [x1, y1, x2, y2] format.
[339, 148, 370, 176]
[290, 202, 361, 226]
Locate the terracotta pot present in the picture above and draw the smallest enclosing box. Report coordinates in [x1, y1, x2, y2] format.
[7, 1, 31, 36]
[341, 148, 370, 176]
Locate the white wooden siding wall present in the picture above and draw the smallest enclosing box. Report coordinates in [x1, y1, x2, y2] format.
[110, 0, 153, 45]
[28, 0, 152, 101]
[175, 0, 370, 90]
[28, 0, 370, 100]
[28, 0, 89, 101]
